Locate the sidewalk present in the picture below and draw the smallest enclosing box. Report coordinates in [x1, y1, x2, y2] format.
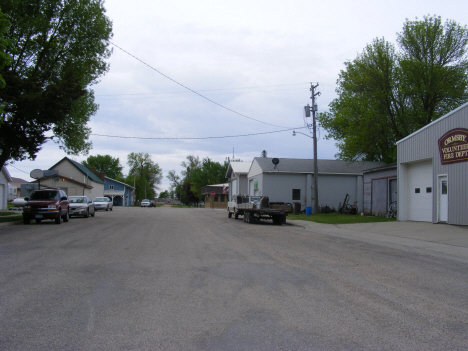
[291, 220, 468, 264]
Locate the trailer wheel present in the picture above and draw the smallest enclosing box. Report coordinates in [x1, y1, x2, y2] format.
[250, 214, 257, 224]
[272, 215, 283, 225]
[228, 210, 232, 218]
[234, 209, 239, 219]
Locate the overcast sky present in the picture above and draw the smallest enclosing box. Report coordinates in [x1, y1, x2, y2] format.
[7, 0, 468, 192]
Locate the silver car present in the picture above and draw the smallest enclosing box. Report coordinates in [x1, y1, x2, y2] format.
[93, 197, 113, 211]
[141, 199, 151, 207]
[69, 196, 96, 218]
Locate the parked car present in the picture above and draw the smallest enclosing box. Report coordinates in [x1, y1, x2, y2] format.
[69, 196, 96, 218]
[22, 189, 69, 224]
[93, 197, 113, 211]
[141, 199, 151, 207]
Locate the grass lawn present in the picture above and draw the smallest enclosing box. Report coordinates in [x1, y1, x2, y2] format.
[170, 205, 205, 208]
[0, 212, 23, 223]
[287, 212, 396, 224]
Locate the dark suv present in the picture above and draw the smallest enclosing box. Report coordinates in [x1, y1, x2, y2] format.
[22, 189, 70, 224]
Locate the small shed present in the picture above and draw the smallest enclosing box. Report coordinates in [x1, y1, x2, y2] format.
[362, 164, 397, 216]
[201, 184, 229, 209]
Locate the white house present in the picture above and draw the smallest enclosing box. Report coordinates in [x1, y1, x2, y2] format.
[226, 161, 251, 201]
[0, 167, 12, 210]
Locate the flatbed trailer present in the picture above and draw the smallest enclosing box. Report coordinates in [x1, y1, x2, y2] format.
[227, 195, 293, 225]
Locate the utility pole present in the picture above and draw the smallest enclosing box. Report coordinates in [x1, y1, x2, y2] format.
[304, 83, 320, 214]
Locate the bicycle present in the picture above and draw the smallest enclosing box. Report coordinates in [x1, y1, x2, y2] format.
[386, 201, 397, 218]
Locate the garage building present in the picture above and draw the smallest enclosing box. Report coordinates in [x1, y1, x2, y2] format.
[397, 102, 468, 225]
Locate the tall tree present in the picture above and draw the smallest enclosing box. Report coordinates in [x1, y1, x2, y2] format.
[127, 152, 162, 200]
[0, 0, 113, 169]
[83, 154, 123, 179]
[190, 157, 228, 198]
[318, 16, 468, 163]
[0, 9, 11, 92]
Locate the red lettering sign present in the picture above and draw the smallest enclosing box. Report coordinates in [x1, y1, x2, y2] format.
[438, 128, 468, 165]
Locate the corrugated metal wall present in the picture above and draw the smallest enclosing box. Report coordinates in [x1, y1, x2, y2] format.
[397, 103, 468, 225]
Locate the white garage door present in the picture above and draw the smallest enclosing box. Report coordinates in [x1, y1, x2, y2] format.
[407, 160, 433, 222]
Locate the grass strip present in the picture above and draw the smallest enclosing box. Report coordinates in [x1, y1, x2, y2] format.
[287, 212, 396, 224]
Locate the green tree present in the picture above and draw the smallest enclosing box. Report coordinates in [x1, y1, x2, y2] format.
[83, 154, 123, 179]
[0, 0, 113, 169]
[318, 16, 468, 163]
[0, 9, 11, 91]
[127, 152, 162, 201]
[190, 157, 228, 198]
[158, 190, 169, 199]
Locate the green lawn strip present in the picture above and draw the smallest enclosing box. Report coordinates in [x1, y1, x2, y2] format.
[170, 205, 205, 208]
[287, 212, 396, 224]
[0, 214, 23, 222]
[0, 211, 22, 217]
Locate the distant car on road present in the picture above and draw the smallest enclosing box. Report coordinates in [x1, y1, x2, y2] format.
[22, 189, 70, 224]
[93, 197, 113, 211]
[141, 199, 151, 207]
[69, 196, 96, 218]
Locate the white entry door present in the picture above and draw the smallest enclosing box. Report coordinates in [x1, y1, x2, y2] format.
[438, 176, 448, 222]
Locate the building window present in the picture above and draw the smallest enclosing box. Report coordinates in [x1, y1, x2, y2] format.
[292, 189, 301, 200]
[109, 185, 114, 190]
[426, 187, 432, 193]
[214, 195, 219, 203]
[415, 188, 420, 193]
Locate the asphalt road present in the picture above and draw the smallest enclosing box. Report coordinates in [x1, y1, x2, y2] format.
[0, 207, 467, 350]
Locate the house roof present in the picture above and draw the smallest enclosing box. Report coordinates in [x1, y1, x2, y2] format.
[226, 161, 252, 178]
[49, 157, 104, 184]
[104, 176, 134, 189]
[253, 157, 388, 174]
[200, 183, 229, 195]
[10, 177, 28, 184]
[2, 167, 12, 182]
[396, 101, 468, 145]
[31, 175, 93, 189]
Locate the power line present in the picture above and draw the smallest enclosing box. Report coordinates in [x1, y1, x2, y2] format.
[90, 127, 306, 140]
[7, 164, 30, 175]
[109, 41, 292, 129]
[96, 82, 309, 97]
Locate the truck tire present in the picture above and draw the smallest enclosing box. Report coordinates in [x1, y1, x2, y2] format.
[234, 209, 239, 219]
[228, 210, 232, 218]
[55, 210, 62, 224]
[250, 214, 257, 224]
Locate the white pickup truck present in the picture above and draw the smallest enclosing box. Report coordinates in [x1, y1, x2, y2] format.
[227, 195, 293, 225]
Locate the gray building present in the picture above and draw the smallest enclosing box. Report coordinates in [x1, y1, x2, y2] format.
[362, 164, 397, 216]
[397, 102, 468, 225]
[226, 162, 251, 200]
[245, 157, 386, 212]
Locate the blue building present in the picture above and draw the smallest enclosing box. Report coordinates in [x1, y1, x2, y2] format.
[104, 177, 135, 206]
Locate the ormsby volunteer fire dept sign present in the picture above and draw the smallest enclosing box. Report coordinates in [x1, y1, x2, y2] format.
[438, 128, 468, 165]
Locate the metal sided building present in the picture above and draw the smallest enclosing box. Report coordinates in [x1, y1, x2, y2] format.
[397, 102, 468, 225]
[247, 157, 386, 212]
